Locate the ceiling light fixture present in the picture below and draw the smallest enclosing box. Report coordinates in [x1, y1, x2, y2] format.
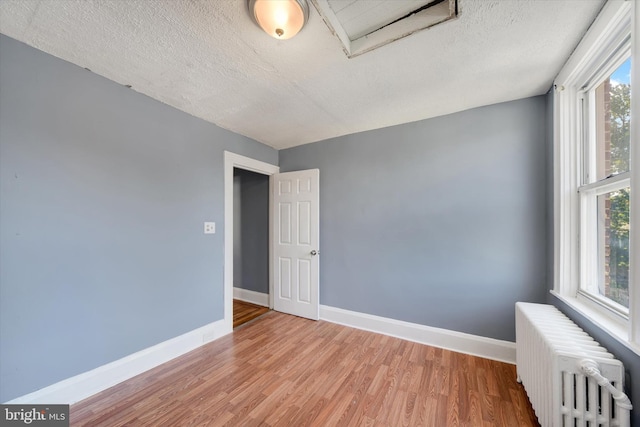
[248, 0, 309, 40]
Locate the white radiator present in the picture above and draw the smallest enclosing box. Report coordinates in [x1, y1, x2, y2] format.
[515, 302, 632, 427]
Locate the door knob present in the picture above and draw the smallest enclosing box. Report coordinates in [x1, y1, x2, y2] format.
[310, 250, 319, 256]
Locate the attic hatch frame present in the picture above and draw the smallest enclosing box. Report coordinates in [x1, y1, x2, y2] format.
[311, 0, 458, 59]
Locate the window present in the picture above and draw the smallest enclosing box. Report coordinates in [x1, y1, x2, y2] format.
[553, 0, 639, 352]
[579, 55, 631, 315]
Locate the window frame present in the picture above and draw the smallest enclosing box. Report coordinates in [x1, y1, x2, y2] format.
[578, 48, 631, 317]
[553, 0, 639, 354]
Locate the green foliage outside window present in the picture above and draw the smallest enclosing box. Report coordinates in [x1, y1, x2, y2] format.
[607, 81, 630, 307]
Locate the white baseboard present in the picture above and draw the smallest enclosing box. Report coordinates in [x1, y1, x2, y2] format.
[5, 319, 231, 405]
[320, 305, 516, 364]
[233, 287, 269, 307]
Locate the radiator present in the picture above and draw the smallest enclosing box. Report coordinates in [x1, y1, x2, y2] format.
[515, 302, 632, 427]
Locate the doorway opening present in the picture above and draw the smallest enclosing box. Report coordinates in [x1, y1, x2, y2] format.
[233, 168, 270, 328]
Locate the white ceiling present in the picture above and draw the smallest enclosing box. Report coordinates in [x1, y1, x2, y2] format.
[0, 0, 604, 150]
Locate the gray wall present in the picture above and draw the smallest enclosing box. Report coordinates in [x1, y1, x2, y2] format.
[234, 174, 243, 287]
[279, 96, 549, 342]
[0, 35, 277, 402]
[233, 169, 269, 294]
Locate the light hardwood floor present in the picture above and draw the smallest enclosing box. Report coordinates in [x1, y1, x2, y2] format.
[71, 311, 540, 426]
[233, 299, 270, 328]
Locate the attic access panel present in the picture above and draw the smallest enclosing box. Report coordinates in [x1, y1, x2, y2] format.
[312, 0, 458, 58]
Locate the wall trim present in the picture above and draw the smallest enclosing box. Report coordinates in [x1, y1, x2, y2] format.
[233, 287, 269, 307]
[5, 319, 230, 405]
[320, 305, 516, 364]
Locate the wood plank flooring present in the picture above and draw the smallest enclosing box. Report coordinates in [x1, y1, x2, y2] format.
[233, 299, 270, 328]
[71, 311, 540, 426]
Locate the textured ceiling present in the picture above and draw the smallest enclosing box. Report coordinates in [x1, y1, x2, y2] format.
[0, 0, 604, 149]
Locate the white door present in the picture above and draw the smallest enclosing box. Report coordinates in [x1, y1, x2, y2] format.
[272, 169, 319, 320]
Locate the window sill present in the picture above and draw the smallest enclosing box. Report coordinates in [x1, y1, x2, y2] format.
[550, 290, 640, 356]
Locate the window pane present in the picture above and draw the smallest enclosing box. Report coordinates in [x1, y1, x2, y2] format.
[594, 58, 631, 181]
[597, 188, 630, 308]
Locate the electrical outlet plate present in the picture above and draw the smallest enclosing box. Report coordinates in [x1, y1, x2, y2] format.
[204, 222, 215, 234]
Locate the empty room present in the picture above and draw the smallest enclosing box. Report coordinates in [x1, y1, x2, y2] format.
[1, 0, 638, 426]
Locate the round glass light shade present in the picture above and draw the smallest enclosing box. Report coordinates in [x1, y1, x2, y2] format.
[250, 0, 309, 40]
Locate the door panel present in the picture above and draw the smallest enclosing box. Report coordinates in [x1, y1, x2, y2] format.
[298, 202, 311, 244]
[298, 259, 311, 303]
[279, 257, 292, 300]
[279, 203, 292, 244]
[272, 169, 319, 320]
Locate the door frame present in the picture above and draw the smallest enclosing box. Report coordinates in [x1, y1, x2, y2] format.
[224, 151, 279, 331]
